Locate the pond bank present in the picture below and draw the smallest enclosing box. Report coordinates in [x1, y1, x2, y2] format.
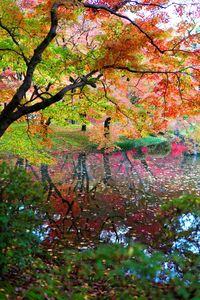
[0, 123, 199, 165]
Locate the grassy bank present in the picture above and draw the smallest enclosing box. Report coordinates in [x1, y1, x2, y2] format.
[0, 123, 168, 163]
[116, 135, 167, 150]
[49, 126, 92, 151]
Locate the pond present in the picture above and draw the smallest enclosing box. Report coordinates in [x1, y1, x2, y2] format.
[14, 142, 200, 255]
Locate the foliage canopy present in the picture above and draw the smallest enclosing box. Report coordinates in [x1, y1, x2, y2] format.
[0, 0, 199, 138]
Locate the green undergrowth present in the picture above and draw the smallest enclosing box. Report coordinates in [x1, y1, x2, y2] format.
[0, 123, 53, 165]
[2, 244, 199, 300]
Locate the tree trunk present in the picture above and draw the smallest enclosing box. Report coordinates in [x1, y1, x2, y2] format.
[80, 113, 87, 132]
[40, 116, 52, 139]
[81, 124, 86, 131]
[0, 118, 14, 138]
[104, 117, 111, 138]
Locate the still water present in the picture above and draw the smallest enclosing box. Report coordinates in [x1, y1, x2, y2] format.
[17, 143, 200, 253]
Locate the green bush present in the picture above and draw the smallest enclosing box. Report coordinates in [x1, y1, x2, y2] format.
[20, 243, 199, 300]
[0, 123, 53, 164]
[0, 162, 46, 276]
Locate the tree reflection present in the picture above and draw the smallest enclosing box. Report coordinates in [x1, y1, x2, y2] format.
[74, 153, 89, 192]
[21, 147, 200, 255]
[103, 153, 112, 185]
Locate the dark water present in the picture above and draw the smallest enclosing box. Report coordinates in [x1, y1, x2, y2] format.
[15, 143, 200, 254]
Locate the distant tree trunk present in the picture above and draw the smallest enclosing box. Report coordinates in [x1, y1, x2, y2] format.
[40, 115, 52, 139]
[0, 119, 14, 138]
[80, 113, 87, 132]
[81, 124, 86, 131]
[16, 158, 24, 167]
[45, 117, 52, 126]
[104, 117, 111, 138]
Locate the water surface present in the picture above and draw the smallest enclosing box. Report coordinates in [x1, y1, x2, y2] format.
[21, 143, 200, 254]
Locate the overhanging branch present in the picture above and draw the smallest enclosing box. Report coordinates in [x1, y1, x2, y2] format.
[11, 71, 99, 120]
[0, 19, 29, 65]
[0, 48, 23, 57]
[0, 2, 59, 123]
[84, 2, 165, 53]
[103, 64, 199, 76]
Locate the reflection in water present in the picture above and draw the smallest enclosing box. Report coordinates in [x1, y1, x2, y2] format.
[100, 226, 130, 245]
[74, 153, 89, 192]
[13, 145, 200, 255]
[173, 213, 200, 254]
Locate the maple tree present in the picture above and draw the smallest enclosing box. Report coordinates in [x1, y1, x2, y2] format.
[0, 0, 199, 138]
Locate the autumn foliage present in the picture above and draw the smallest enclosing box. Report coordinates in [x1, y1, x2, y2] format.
[0, 0, 199, 138]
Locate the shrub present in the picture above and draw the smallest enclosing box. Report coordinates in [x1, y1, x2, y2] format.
[0, 162, 46, 276]
[22, 243, 200, 300]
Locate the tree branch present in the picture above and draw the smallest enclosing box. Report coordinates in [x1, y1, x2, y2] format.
[0, 19, 29, 65]
[0, 2, 59, 123]
[0, 48, 23, 57]
[103, 64, 199, 76]
[11, 71, 98, 120]
[126, 1, 198, 9]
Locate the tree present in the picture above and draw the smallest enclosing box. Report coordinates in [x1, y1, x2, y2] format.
[0, 0, 199, 138]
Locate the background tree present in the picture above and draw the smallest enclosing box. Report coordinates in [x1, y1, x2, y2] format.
[0, 0, 199, 138]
